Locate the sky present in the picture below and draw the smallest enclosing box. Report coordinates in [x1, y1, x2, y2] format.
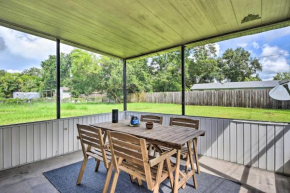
[0, 25, 290, 80]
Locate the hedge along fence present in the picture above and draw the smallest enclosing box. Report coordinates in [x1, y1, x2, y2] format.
[127, 89, 290, 109]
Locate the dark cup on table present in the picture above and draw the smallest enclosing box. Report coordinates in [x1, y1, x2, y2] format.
[146, 122, 154, 129]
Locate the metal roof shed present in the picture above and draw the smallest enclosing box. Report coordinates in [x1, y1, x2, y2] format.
[191, 81, 280, 90]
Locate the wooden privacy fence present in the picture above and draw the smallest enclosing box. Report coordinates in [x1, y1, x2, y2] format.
[128, 89, 290, 109]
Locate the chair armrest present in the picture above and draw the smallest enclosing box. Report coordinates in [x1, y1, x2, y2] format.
[149, 149, 176, 167]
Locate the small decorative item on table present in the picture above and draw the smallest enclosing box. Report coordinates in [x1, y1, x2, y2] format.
[146, 121, 154, 129]
[130, 116, 140, 127]
[112, 109, 118, 123]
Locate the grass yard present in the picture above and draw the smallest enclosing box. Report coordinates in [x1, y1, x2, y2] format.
[0, 102, 289, 126]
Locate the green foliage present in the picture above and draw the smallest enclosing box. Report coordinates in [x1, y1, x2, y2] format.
[219, 47, 262, 82]
[69, 49, 99, 97]
[273, 71, 290, 80]
[0, 46, 264, 101]
[187, 44, 223, 87]
[0, 72, 22, 98]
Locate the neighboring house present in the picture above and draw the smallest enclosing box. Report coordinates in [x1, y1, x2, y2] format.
[191, 80, 279, 91]
[59, 87, 71, 100]
[13, 92, 41, 99]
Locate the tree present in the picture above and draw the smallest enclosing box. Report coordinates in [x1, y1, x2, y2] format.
[219, 47, 262, 82]
[96, 57, 123, 102]
[21, 67, 42, 77]
[150, 51, 182, 92]
[69, 49, 99, 97]
[0, 73, 22, 98]
[187, 44, 223, 88]
[41, 53, 72, 90]
[273, 72, 290, 80]
[127, 59, 153, 93]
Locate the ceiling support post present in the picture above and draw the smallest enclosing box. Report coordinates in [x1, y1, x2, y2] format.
[56, 39, 61, 119]
[123, 59, 127, 111]
[181, 45, 185, 116]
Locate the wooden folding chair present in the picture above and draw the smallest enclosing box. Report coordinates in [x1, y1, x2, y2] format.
[76, 124, 111, 185]
[155, 117, 200, 189]
[140, 115, 163, 156]
[169, 118, 200, 175]
[103, 131, 176, 193]
[140, 115, 163, 124]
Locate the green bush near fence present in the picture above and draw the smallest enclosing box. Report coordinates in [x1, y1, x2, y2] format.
[0, 102, 289, 126]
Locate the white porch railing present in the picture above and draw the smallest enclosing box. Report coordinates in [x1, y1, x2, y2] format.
[0, 111, 289, 176]
[126, 111, 290, 176]
[0, 112, 125, 171]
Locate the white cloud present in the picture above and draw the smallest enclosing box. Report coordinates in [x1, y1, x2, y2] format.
[213, 43, 220, 56]
[259, 44, 290, 80]
[7, 69, 21, 73]
[252, 41, 260, 49]
[0, 26, 74, 61]
[237, 43, 247, 47]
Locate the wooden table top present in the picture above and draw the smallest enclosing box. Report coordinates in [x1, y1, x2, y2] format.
[91, 120, 205, 149]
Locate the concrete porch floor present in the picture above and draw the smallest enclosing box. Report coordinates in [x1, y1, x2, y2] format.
[0, 151, 289, 193]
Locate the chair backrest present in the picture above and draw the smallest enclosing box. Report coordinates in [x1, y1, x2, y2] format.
[170, 117, 199, 130]
[108, 131, 154, 188]
[141, 115, 163, 124]
[77, 124, 109, 169]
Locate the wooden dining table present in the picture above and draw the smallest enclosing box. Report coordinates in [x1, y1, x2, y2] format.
[91, 120, 205, 192]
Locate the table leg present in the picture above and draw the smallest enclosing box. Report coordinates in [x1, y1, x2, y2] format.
[193, 138, 200, 174]
[173, 149, 181, 193]
[187, 141, 197, 188]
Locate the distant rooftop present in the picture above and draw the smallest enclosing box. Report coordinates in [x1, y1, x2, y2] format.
[191, 81, 279, 90]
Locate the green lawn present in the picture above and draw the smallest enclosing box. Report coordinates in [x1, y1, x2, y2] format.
[0, 102, 289, 126]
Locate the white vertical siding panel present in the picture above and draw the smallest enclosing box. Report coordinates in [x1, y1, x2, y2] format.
[63, 119, 69, 154]
[99, 115, 104, 123]
[244, 123, 251, 166]
[73, 118, 79, 151]
[195, 118, 201, 155]
[46, 122, 53, 158]
[266, 125, 275, 171]
[33, 124, 41, 161]
[206, 119, 212, 157]
[68, 119, 74, 153]
[40, 123, 47, 160]
[211, 119, 218, 158]
[237, 123, 243, 165]
[11, 126, 20, 167]
[199, 118, 207, 156]
[251, 124, 259, 167]
[3, 127, 12, 169]
[284, 125, 290, 175]
[78, 118, 82, 150]
[52, 121, 59, 156]
[230, 122, 237, 163]
[26, 125, 33, 163]
[19, 126, 27, 165]
[58, 120, 64, 155]
[0, 129, 3, 170]
[217, 119, 223, 159]
[223, 120, 230, 161]
[259, 124, 267, 170]
[107, 113, 111, 122]
[275, 126, 284, 173]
